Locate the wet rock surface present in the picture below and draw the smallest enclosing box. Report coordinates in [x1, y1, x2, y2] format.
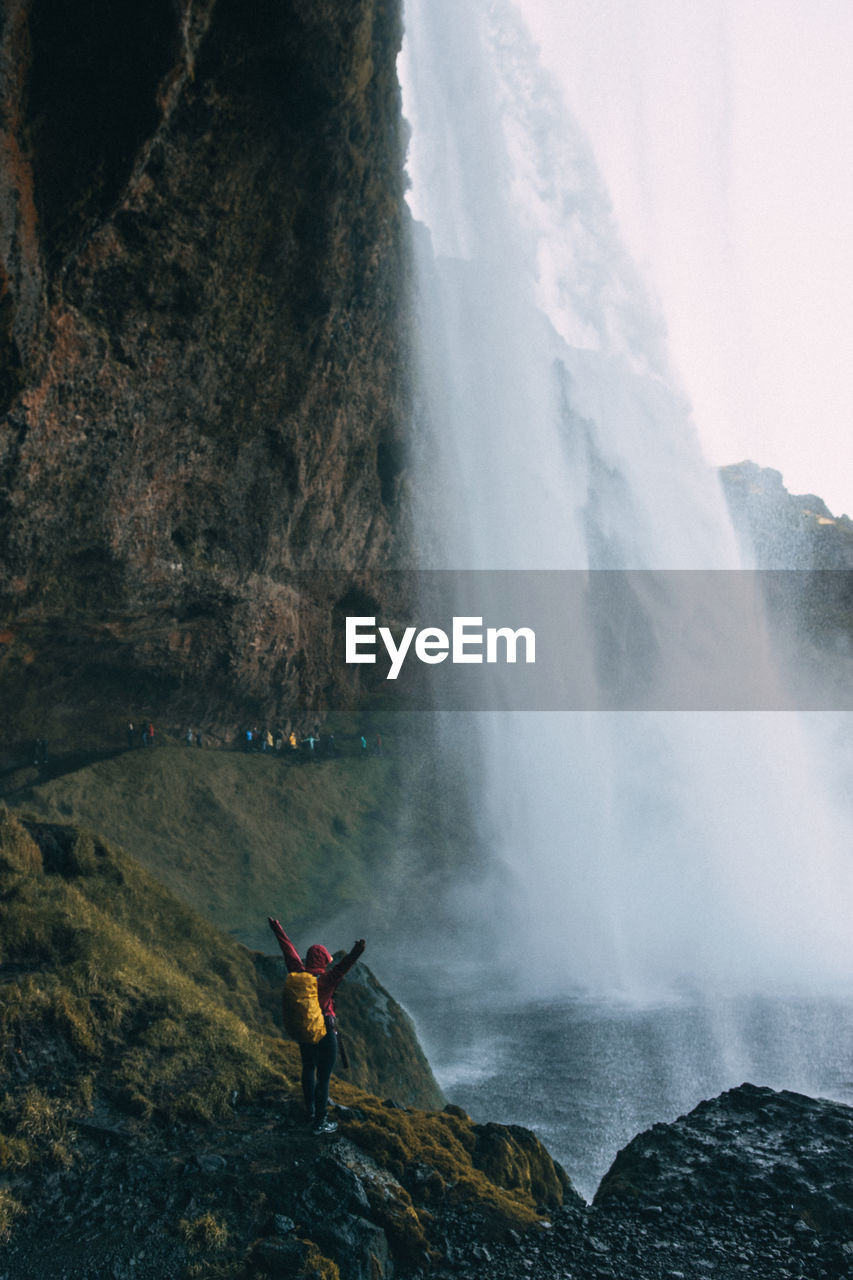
[441, 1085, 853, 1280]
[448, 1194, 853, 1280]
[3, 1084, 853, 1278]
[595, 1082, 853, 1233]
[0, 1096, 566, 1280]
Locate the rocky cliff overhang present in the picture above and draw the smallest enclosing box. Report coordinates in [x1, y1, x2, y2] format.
[0, 0, 412, 748]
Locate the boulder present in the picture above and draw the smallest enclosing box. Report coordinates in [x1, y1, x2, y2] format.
[595, 1081, 853, 1233]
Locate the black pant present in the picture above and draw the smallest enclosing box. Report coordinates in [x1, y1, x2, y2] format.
[299, 1030, 337, 1123]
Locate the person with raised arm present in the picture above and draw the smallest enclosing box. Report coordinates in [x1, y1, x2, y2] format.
[267, 917, 365, 1134]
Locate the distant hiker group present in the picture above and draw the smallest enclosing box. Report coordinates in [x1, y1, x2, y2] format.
[242, 724, 341, 759]
[125, 721, 156, 748]
[268, 917, 365, 1135]
[118, 718, 386, 760]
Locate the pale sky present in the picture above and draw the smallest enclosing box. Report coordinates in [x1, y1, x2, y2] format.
[520, 0, 853, 517]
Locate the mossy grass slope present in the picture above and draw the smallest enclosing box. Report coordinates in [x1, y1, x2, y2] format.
[2, 723, 469, 950]
[0, 808, 574, 1275]
[0, 804, 295, 1160]
[337, 1097, 573, 1232]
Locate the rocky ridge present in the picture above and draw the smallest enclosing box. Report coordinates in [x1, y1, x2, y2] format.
[720, 462, 853, 699]
[0, 1094, 575, 1280]
[720, 461, 853, 569]
[435, 1084, 853, 1280]
[4, 1072, 853, 1279]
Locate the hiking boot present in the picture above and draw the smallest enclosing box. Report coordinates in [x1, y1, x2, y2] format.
[312, 1119, 338, 1135]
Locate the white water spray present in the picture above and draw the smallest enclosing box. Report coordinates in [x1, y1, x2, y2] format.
[401, 0, 853, 997]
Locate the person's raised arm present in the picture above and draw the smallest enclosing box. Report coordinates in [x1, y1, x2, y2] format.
[330, 938, 366, 982]
[267, 916, 304, 972]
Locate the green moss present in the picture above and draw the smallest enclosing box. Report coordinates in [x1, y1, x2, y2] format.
[0, 1131, 31, 1170]
[6, 736, 471, 950]
[67, 831, 98, 876]
[0, 810, 295, 1137]
[0, 1084, 75, 1170]
[472, 1121, 571, 1207]
[334, 1092, 568, 1233]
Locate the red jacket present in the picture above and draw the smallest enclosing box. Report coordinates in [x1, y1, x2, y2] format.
[268, 919, 364, 1018]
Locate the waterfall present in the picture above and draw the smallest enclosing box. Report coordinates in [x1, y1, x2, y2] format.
[400, 0, 853, 998]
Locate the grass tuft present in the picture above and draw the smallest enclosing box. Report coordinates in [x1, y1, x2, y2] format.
[0, 1187, 25, 1242]
[0, 804, 42, 876]
[179, 1211, 230, 1254]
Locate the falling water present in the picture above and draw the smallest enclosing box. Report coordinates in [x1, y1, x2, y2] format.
[398, 0, 853, 1000]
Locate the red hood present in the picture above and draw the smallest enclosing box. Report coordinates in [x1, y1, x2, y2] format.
[304, 944, 332, 972]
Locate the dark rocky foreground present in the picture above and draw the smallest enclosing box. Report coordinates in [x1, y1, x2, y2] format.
[3, 1083, 853, 1279]
[446, 1083, 853, 1280]
[0, 1093, 568, 1280]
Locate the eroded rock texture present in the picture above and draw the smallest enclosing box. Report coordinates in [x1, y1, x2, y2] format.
[0, 0, 410, 745]
[596, 1082, 853, 1231]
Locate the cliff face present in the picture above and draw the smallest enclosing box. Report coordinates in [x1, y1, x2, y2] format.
[0, 0, 411, 746]
[720, 461, 853, 569]
[720, 461, 853, 688]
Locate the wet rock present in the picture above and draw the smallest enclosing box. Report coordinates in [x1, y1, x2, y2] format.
[251, 1236, 316, 1274]
[310, 1215, 392, 1280]
[721, 461, 853, 571]
[300, 1153, 370, 1218]
[596, 1082, 853, 1237]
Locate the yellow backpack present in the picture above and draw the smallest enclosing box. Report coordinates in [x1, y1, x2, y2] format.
[282, 971, 326, 1044]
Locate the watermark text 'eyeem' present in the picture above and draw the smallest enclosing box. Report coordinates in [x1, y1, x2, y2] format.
[345, 616, 536, 680]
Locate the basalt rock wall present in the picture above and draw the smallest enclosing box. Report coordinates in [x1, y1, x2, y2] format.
[0, 0, 411, 747]
[720, 461, 853, 569]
